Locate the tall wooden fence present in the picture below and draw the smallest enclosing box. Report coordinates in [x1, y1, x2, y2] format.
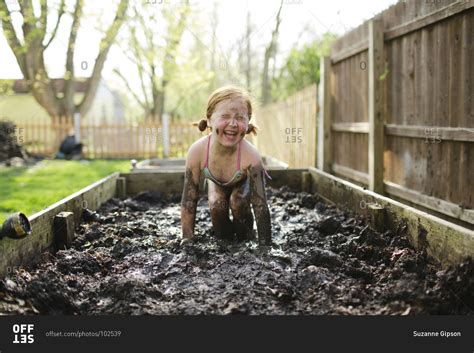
[251, 84, 318, 168]
[17, 119, 201, 159]
[318, 0, 474, 226]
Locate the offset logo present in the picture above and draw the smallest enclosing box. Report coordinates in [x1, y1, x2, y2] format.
[285, 128, 303, 143]
[13, 324, 34, 344]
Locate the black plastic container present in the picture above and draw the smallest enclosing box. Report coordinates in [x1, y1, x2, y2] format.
[0, 212, 31, 239]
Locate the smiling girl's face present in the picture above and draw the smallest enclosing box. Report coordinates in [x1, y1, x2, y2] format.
[208, 97, 249, 148]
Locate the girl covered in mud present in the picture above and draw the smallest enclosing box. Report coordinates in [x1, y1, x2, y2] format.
[180, 85, 272, 246]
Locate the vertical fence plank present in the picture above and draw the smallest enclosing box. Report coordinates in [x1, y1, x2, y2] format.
[96, 121, 101, 159]
[163, 113, 170, 158]
[368, 19, 385, 194]
[43, 119, 47, 155]
[90, 123, 94, 159]
[318, 56, 332, 172]
[312, 86, 318, 167]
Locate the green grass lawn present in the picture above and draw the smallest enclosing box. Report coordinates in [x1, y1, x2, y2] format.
[0, 159, 130, 224]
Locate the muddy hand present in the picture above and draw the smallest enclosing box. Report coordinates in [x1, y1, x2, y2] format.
[180, 237, 195, 247]
[181, 167, 200, 238]
[248, 164, 272, 245]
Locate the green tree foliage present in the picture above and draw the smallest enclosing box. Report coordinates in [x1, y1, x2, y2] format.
[0, 79, 15, 96]
[271, 33, 337, 101]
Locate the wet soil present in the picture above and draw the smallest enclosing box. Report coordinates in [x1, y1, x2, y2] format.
[1, 187, 473, 315]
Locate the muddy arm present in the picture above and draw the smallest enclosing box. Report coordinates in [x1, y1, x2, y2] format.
[248, 164, 272, 245]
[181, 167, 200, 240]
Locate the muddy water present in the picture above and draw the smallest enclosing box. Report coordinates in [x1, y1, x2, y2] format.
[1, 187, 472, 315]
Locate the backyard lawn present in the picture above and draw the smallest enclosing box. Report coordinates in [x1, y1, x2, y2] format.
[0, 159, 130, 224]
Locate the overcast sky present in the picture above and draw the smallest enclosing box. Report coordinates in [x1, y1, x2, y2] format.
[0, 0, 398, 83]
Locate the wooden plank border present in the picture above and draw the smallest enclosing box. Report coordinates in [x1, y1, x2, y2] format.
[384, 1, 474, 41]
[330, 124, 474, 142]
[331, 40, 368, 64]
[332, 163, 369, 185]
[0, 173, 119, 278]
[385, 181, 474, 225]
[121, 169, 307, 197]
[332, 122, 369, 133]
[121, 170, 186, 196]
[385, 124, 474, 142]
[330, 2, 474, 62]
[308, 167, 474, 267]
[327, 164, 474, 225]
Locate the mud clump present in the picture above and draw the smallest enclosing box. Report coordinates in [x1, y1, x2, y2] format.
[0, 187, 472, 315]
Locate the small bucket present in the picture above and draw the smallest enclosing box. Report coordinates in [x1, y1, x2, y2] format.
[0, 212, 32, 239]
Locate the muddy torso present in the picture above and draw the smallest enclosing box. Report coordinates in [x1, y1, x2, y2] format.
[196, 134, 254, 187]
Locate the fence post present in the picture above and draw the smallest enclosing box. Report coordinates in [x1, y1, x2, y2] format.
[53, 212, 75, 250]
[317, 56, 332, 172]
[368, 19, 384, 194]
[162, 112, 170, 158]
[74, 112, 81, 143]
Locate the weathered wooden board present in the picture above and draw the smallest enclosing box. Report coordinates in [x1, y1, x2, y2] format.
[132, 157, 289, 173]
[318, 57, 332, 172]
[308, 167, 474, 268]
[121, 169, 307, 197]
[368, 19, 385, 193]
[0, 173, 119, 278]
[121, 170, 186, 196]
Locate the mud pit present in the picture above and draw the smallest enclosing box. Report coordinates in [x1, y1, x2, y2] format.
[1, 187, 473, 315]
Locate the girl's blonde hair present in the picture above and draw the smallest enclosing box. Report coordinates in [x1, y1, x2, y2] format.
[193, 85, 259, 135]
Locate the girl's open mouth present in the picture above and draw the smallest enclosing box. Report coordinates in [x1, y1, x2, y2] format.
[223, 131, 238, 139]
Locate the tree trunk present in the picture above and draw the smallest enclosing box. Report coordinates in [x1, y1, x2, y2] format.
[0, 0, 129, 123]
[261, 0, 283, 105]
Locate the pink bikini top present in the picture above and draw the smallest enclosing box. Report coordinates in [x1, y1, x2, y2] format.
[202, 134, 272, 187]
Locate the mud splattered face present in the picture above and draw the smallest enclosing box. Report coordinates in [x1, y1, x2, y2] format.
[208, 97, 249, 148]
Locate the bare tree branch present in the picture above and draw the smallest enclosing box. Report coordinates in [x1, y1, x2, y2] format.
[159, 0, 189, 118]
[19, 0, 34, 47]
[117, 42, 152, 111]
[262, 0, 283, 105]
[113, 68, 148, 111]
[129, 25, 152, 109]
[63, 0, 83, 117]
[78, 0, 129, 116]
[43, 0, 66, 50]
[1, 0, 128, 122]
[39, 0, 47, 41]
[0, 1, 27, 73]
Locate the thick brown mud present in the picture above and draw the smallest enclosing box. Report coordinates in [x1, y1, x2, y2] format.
[1, 187, 472, 315]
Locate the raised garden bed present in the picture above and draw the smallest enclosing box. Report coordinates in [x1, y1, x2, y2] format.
[0, 168, 472, 314]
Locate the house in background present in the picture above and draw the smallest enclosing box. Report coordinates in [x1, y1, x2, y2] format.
[0, 77, 125, 125]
